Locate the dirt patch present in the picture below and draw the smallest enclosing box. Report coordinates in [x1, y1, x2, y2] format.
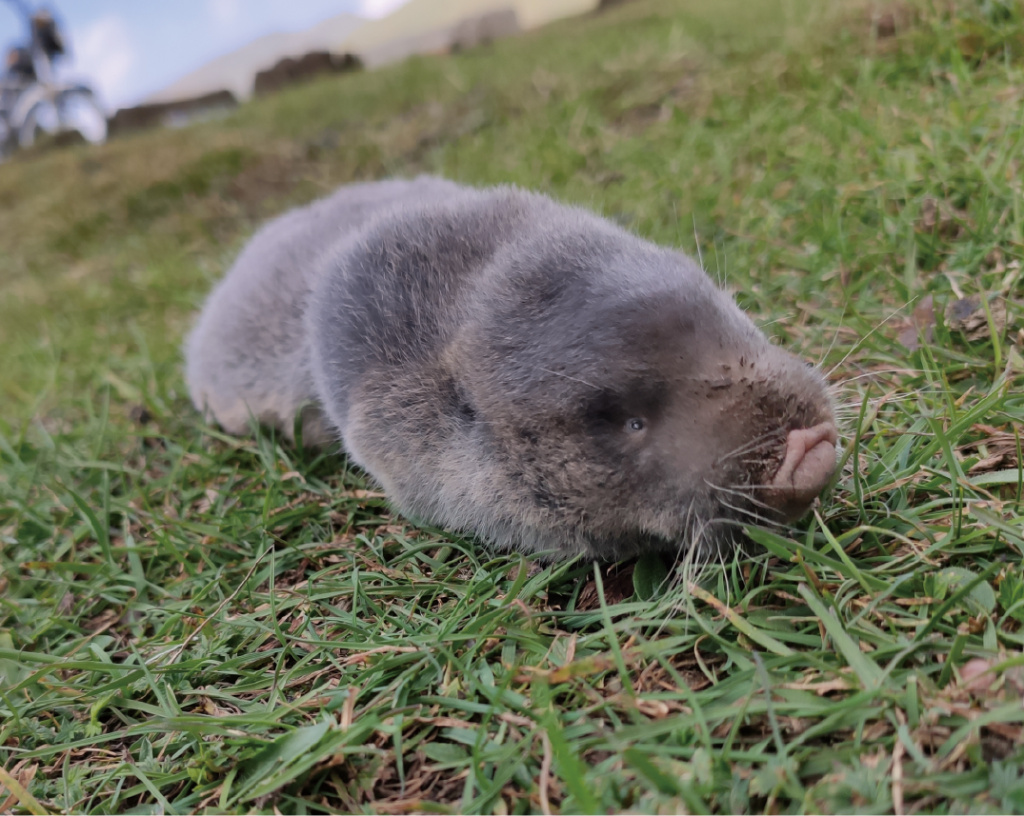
[224, 150, 320, 219]
[607, 59, 703, 137]
[866, 2, 919, 41]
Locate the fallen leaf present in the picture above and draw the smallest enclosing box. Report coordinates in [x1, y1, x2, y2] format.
[896, 294, 935, 351]
[959, 656, 1024, 697]
[916, 197, 969, 239]
[961, 423, 1021, 474]
[945, 295, 1007, 341]
[0, 762, 38, 814]
[874, 11, 896, 38]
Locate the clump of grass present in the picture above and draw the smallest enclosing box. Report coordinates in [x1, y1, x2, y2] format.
[1, 0, 1023, 812]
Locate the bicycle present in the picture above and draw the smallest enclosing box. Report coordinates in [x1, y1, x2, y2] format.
[0, 1, 107, 159]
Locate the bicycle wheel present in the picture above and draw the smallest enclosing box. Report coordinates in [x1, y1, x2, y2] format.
[57, 87, 107, 144]
[17, 97, 57, 148]
[0, 115, 14, 160]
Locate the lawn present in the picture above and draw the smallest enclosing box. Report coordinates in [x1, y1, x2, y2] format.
[1, 0, 1023, 812]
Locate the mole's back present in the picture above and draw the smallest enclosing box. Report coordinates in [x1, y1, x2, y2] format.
[184, 176, 463, 443]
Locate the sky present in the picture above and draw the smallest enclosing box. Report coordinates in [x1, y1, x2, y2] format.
[0, 0, 409, 110]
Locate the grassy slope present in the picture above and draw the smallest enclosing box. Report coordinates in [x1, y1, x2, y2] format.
[1, 0, 1023, 812]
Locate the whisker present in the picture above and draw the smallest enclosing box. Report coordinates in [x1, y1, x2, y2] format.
[693, 215, 706, 276]
[716, 431, 787, 464]
[716, 495, 774, 522]
[716, 498, 768, 522]
[705, 480, 776, 512]
[538, 367, 601, 390]
[839, 366, 930, 383]
[816, 304, 847, 370]
[824, 298, 918, 380]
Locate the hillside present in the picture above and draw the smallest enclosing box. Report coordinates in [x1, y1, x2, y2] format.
[1, 0, 1023, 813]
[142, 12, 366, 103]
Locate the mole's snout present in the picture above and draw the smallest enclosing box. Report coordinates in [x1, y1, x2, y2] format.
[765, 422, 838, 521]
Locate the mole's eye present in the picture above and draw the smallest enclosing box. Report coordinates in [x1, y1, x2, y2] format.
[626, 418, 646, 433]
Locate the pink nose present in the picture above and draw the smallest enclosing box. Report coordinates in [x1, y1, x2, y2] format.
[765, 422, 838, 521]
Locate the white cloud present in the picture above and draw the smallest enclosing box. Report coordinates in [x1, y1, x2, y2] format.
[209, 0, 243, 26]
[69, 15, 136, 111]
[358, 0, 410, 19]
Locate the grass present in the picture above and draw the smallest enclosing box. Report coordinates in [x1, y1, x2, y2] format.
[1, 0, 1023, 812]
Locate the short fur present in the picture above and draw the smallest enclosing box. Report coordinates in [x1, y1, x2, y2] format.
[186, 177, 836, 560]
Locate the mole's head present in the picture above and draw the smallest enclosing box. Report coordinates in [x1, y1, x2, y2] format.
[457, 223, 837, 560]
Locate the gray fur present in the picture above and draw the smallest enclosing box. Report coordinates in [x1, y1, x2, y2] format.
[186, 177, 836, 559]
[185, 176, 463, 445]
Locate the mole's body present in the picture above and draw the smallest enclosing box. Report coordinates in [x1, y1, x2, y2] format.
[186, 177, 836, 560]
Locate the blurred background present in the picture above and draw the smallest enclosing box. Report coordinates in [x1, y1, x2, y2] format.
[1, 0, 405, 113]
[4, 2, 1024, 811]
[0, 0, 610, 147]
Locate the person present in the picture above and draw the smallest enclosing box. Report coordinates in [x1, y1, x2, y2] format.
[0, 3, 105, 153]
[2, 6, 64, 80]
[2, 7, 65, 114]
[1, 45, 33, 121]
[5, 45, 33, 80]
[30, 9, 63, 61]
